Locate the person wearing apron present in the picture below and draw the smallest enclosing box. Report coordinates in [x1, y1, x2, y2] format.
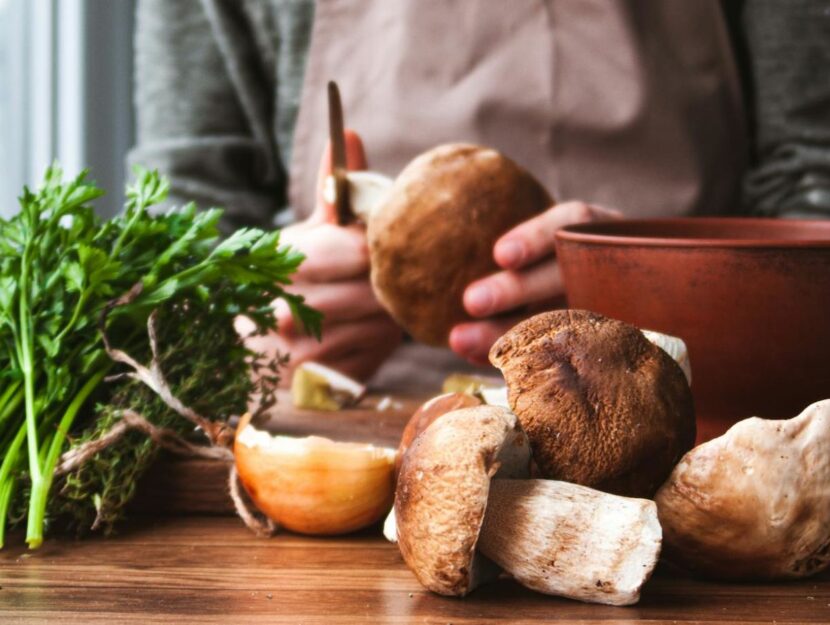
[130, 0, 748, 391]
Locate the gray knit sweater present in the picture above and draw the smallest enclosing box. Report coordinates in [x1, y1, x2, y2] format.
[128, 0, 830, 227]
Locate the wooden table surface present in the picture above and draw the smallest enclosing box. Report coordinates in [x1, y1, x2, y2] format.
[1, 392, 829, 624]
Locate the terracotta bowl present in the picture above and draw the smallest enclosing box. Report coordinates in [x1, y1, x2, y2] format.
[554, 218, 830, 442]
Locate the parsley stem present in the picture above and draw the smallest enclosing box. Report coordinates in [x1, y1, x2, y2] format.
[54, 291, 89, 346]
[18, 246, 42, 486]
[0, 421, 26, 547]
[0, 383, 22, 428]
[0, 477, 15, 548]
[26, 369, 106, 549]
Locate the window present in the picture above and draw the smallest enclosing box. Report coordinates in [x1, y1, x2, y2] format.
[0, 0, 134, 218]
[0, 0, 25, 218]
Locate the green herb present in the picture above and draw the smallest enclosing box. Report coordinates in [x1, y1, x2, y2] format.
[0, 165, 320, 548]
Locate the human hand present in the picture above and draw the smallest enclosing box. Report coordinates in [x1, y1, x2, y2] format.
[239, 130, 403, 383]
[448, 201, 621, 365]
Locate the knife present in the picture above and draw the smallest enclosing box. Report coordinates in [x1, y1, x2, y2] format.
[327, 81, 352, 225]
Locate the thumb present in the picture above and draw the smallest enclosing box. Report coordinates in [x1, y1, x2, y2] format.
[313, 129, 369, 224]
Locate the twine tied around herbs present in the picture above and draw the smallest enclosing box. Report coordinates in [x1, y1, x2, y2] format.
[56, 308, 277, 538]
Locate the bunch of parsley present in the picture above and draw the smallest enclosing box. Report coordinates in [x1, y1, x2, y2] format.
[0, 166, 320, 548]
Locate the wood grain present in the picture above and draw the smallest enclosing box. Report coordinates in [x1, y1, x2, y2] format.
[1, 516, 828, 624]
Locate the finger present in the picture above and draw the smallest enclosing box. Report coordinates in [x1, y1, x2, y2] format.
[313, 129, 369, 224]
[246, 315, 402, 385]
[463, 261, 563, 318]
[449, 316, 527, 365]
[274, 313, 400, 363]
[311, 314, 402, 360]
[282, 222, 369, 282]
[275, 280, 384, 334]
[494, 201, 622, 270]
[300, 280, 385, 321]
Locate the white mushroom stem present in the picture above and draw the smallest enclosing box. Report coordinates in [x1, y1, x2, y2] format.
[323, 171, 394, 222]
[477, 479, 662, 606]
[383, 507, 397, 542]
[641, 329, 692, 385]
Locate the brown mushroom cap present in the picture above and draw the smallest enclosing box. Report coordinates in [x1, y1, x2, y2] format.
[395, 392, 482, 475]
[655, 399, 830, 580]
[489, 309, 695, 498]
[395, 405, 530, 596]
[368, 143, 551, 346]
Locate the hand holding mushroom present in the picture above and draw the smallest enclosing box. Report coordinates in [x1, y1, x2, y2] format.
[360, 143, 624, 365]
[450, 201, 621, 364]
[389, 309, 700, 605]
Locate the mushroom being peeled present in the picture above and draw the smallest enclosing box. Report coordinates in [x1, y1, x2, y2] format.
[366, 144, 552, 346]
[395, 406, 662, 605]
[655, 399, 830, 580]
[490, 309, 696, 498]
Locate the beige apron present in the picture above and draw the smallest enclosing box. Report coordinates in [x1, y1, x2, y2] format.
[290, 0, 745, 218]
[289, 0, 746, 390]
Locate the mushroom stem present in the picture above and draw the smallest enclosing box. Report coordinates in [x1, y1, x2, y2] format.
[477, 479, 662, 606]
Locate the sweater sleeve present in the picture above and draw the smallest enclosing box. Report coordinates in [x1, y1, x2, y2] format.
[742, 0, 830, 218]
[127, 0, 285, 231]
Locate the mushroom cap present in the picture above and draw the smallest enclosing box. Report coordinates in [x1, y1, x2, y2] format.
[489, 309, 695, 498]
[655, 399, 830, 580]
[395, 405, 531, 596]
[395, 392, 482, 475]
[368, 143, 551, 346]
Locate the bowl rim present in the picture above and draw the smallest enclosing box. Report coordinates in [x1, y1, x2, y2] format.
[556, 217, 830, 248]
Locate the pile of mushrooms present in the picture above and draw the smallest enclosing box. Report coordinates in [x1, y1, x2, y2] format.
[395, 405, 661, 605]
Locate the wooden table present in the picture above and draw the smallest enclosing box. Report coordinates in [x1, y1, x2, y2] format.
[1, 393, 829, 624]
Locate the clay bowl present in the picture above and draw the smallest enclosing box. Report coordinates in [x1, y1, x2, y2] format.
[554, 218, 830, 442]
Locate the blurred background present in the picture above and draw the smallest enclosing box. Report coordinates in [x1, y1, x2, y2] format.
[0, 0, 134, 218]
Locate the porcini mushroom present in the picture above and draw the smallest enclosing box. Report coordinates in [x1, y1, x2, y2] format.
[384, 392, 483, 543]
[365, 144, 552, 346]
[395, 406, 662, 605]
[490, 309, 695, 497]
[234, 414, 395, 535]
[395, 392, 482, 475]
[655, 399, 830, 580]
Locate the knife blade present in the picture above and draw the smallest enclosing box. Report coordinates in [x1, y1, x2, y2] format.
[327, 81, 352, 225]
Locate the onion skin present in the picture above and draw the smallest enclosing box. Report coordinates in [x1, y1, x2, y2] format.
[234, 415, 395, 535]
